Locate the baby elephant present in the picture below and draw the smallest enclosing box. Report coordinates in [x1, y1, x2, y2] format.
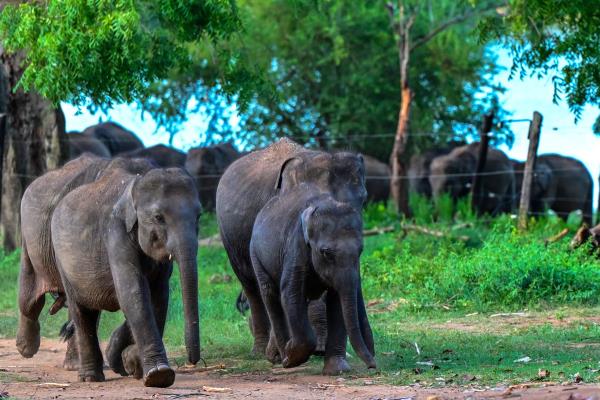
[250, 184, 376, 375]
[51, 165, 201, 387]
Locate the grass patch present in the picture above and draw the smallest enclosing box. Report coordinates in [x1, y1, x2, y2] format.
[0, 206, 599, 387]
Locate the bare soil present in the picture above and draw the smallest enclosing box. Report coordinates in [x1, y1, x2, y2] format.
[1, 339, 600, 400]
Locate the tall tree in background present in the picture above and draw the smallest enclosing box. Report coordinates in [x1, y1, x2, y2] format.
[386, 0, 502, 214]
[0, 0, 252, 251]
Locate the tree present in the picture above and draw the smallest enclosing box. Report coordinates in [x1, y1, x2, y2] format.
[479, 0, 600, 120]
[0, 0, 251, 250]
[386, 0, 503, 214]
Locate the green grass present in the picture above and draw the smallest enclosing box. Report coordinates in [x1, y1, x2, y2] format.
[1, 203, 600, 387]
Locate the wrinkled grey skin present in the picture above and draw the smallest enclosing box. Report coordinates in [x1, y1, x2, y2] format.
[363, 155, 390, 203]
[571, 223, 600, 255]
[17, 154, 114, 369]
[50, 164, 201, 388]
[513, 155, 593, 224]
[83, 122, 144, 155]
[216, 138, 367, 375]
[429, 143, 515, 215]
[185, 143, 241, 210]
[407, 142, 465, 198]
[66, 132, 111, 159]
[123, 144, 186, 168]
[250, 187, 375, 373]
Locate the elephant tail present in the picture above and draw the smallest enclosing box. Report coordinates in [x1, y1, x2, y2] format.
[59, 320, 75, 342]
[235, 291, 250, 315]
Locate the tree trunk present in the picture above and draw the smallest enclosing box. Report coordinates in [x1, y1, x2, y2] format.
[390, 86, 412, 216]
[0, 49, 68, 251]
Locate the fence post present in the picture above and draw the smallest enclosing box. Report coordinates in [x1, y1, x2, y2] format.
[518, 111, 543, 230]
[471, 112, 494, 212]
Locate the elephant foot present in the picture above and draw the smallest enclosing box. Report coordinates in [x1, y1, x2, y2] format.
[63, 351, 79, 371]
[79, 369, 105, 382]
[122, 345, 143, 379]
[106, 341, 128, 376]
[143, 364, 175, 388]
[265, 335, 281, 364]
[251, 337, 269, 357]
[322, 355, 351, 376]
[16, 317, 40, 358]
[282, 338, 315, 368]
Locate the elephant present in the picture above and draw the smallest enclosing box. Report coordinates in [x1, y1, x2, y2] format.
[50, 162, 201, 387]
[363, 155, 390, 203]
[250, 188, 375, 371]
[123, 144, 186, 168]
[571, 223, 600, 255]
[185, 143, 241, 211]
[66, 132, 111, 159]
[407, 142, 465, 198]
[513, 155, 593, 224]
[17, 154, 113, 370]
[429, 143, 515, 215]
[216, 138, 368, 375]
[83, 121, 144, 155]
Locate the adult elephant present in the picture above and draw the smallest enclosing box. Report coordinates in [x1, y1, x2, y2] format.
[123, 144, 186, 168]
[66, 132, 111, 159]
[514, 155, 593, 224]
[185, 143, 241, 211]
[17, 155, 143, 369]
[51, 163, 201, 387]
[363, 155, 390, 203]
[83, 122, 144, 155]
[429, 143, 515, 215]
[407, 142, 465, 198]
[216, 138, 369, 375]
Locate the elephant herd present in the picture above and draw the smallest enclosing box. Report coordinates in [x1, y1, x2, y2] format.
[408, 142, 595, 224]
[66, 122, 241, 210]
[15, 130, 596, 389]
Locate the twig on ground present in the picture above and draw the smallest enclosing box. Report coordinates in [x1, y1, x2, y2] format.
[363, 226, 395, 236]
[544, 228, 570, 246]
[401, 224, 469, 242]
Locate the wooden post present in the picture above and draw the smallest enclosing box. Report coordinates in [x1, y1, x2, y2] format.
[471, 112, 494, 212]
[518, 111, 543, 230]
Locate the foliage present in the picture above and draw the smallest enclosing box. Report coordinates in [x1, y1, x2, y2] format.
[234, 0, 512, 160]
[478, 0, 600, 121]
[0, 0, 260, 113]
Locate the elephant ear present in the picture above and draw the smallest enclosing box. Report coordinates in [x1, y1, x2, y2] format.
[275, 157, 302, 190]
[124, 178, 139, 232]
[301, 206, 316, 244]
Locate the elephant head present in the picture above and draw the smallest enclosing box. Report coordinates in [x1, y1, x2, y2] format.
[300, 198, 375, 369]
[429, 150, 477, 201]
[277, 151, 367, 210]
[122, 168, 202, 364]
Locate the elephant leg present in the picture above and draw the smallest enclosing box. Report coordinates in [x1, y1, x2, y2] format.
[63, 310, 80, 371]
[253, 259, 288, 364]
[71, 304, 104, 382]
[322, 290, 350, 376]
[112, 264, 174, 388]
[16, 246, 44, 359]
[308, 295, 328, 356]
[244, 284, 271, 357]
[106, 322, 133, 376]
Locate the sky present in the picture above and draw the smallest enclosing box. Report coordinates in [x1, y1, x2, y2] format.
[62, 49, 600, 210]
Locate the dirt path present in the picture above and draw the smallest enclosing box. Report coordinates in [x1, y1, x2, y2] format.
[1, 339, 599, 399]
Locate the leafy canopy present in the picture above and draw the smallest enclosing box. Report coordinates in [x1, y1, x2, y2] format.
[235, 0, 511, 160]
[478, 0, 600, 120]
[0, 0, 257, 110]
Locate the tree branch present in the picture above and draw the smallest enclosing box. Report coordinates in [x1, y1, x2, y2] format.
[410, 4, 501, 52]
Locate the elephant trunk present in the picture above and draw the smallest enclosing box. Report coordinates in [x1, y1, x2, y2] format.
[174, 242, 201, 365]
[335, 271, 376, 369]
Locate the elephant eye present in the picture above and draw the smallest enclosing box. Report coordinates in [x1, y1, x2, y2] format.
[154, 214, 165, 224]
[320, 248, 336, 262]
